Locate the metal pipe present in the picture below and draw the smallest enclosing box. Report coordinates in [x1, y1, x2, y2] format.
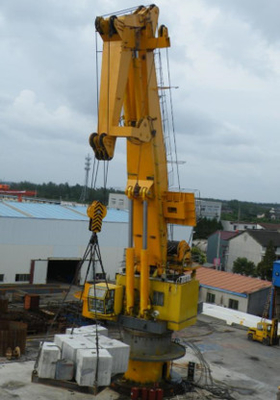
[143, 200, 148, 250]
[126, 247, 134, 315]
[128, 198, 133, 248]
[140, 249, 149, 316]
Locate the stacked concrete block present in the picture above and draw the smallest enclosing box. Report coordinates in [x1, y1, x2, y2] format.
[38, 329, 130, 387]
[55, 359, 75, 380]
[66, 324, 108, 337]
[55, 335, 96, 363]
[75, 348, 112, 387]
[37, 342, 61, 379]
[96, 336, 130, 374]
[54, 333, 74, 349]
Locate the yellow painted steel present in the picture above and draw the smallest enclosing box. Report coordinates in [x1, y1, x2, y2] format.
[84, 5, 200, 385]
[162, 192, 196, 226]
[140, 249, 150, 317]
[124, 360, 170, 383]
[126, 247, 135, 315]
[116, 273, 199, 331]
[90, 5, 197, 273]
[87, 201, 107, 233]
[81, 282, 123, 322]
[247, 318, 279, 345]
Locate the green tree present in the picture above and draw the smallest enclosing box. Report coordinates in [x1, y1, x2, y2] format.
[233, 257, 256, 277]
[191, 246, 206, 264]
[256, 240, 276, 281]
[9, 181, 124, 204]
[194, 218, 223, 240]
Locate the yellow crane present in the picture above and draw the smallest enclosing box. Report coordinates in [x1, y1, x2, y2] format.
[81, 5, 199, 385]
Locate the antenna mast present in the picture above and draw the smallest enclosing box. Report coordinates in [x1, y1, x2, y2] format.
[80, 154, 91, 203]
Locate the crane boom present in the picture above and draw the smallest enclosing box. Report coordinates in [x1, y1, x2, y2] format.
[90, 5, 195, 275]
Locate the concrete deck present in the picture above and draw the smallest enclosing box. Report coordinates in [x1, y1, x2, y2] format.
[0, 314, 279, 399]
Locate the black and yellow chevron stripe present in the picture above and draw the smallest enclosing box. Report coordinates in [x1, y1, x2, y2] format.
[87, 201, 107, 233]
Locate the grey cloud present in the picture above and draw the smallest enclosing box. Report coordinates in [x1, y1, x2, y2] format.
[1, 0, 280, 202]
[209, 0, 280, 44]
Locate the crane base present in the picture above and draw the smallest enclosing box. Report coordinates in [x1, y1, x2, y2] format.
[121, 327, 185, 384]
[111, 372, 192, 398]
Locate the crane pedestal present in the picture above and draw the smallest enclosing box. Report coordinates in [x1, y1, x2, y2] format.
[122, 328, 185, 384]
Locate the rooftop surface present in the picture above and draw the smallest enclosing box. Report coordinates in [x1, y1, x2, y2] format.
[247, 230, 280, 246]
[196, 266, 271, 295]
[209, 230, 239, 240]
[258, 222, 280, 231]
[0, 200, 129, 223]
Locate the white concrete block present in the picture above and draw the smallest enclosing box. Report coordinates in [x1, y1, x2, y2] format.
[37, 342, 61, 379]
[97, 336, 130, 374]
[59, 336, 96, 362]
[54, 334, 75, 349]
[55, 359, 74, 380]
[66, 325, 108, 337]
[75, 348, 112, 387]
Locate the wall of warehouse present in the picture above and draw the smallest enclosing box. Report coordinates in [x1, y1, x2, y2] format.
[200, 287, 249, 313]
[0, 217, 127, 284]
[0, 217, 193, 285]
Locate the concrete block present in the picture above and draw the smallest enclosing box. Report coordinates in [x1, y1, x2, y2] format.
[37, 342, 61, 379]
[58, 336, 96, 362]
[76, 348, 112, 387]
[54, 334, 74, 349]
[55, 359, 74, 380]
[66, 324, 108, 337]
[97, 336, 130, 374]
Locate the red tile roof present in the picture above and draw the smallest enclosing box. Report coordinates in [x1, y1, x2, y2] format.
[196, 267, 271, 295]
[208, 230, 238, 240]
[220, 231, 239, 240]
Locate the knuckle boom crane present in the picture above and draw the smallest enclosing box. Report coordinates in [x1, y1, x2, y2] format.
[81, 5, 199, 385]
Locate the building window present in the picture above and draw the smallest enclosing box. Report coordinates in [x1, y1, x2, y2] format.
[206, 293, 215, 303]
[15, 274, 30, 282]
[0, 274, 4, 282]
[111, 198, 116, 205]
[228, 299, 239, 310]
[153, 291, 164, 306]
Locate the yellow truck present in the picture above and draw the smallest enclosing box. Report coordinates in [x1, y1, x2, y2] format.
[247, 319, 279, 346]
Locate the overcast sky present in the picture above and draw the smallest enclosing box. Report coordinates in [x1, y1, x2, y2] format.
[1, 0, 280, 203]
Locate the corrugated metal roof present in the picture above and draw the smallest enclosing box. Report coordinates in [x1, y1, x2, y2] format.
[0, 201, 128, 223]
[0, 202, 26, 217]
[196, 266, 271, 295]
[104, 208, 128, 223]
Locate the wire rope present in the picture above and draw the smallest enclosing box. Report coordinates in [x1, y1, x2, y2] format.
[166, 47, 181, 191]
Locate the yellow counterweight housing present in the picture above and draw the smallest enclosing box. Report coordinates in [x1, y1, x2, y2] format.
[116, 273, 199, 331]
[81, 282, 123, 322]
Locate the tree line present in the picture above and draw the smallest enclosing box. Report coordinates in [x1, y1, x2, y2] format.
[9, 181, 123, 204]
[221, 199, 280, 223]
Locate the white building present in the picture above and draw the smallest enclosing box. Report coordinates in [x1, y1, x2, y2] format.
[108, 193, 128, 210]
[226, 230, 280, 272]
[221, 220, 261, 231]
[197, 266, 271, 315]
[196, 200, 222, 221]
[0, 200, 193, 285]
